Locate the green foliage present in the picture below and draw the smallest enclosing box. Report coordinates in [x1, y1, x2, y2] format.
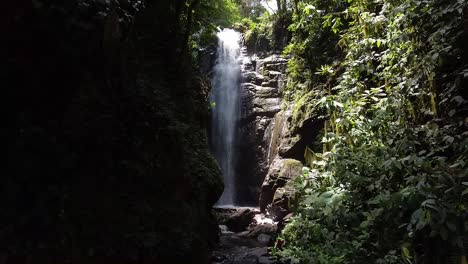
[242, 11, 274, 53]
[283, 0, 347, 95]
[194, 0, 241, 30]
[191, 0, 241, 60]
[234, 0, 267, 21]
[274, 0, 468, 263]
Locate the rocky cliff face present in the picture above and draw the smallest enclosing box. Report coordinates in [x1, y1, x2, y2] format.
[236, 53, 288, 205]
[238, 51, 323, 222]
[258, 101, 324, 220]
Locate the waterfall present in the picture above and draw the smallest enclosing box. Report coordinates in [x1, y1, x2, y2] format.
[210, 29, 243, 206]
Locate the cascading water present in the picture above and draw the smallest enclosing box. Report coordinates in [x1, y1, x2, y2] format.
[210, 29, 243, 206]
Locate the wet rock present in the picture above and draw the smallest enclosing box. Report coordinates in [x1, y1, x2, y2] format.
[225, 209, 256, 232]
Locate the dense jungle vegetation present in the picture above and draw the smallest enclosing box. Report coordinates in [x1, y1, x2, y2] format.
[230, 0, 467, 263]
[257, 0, 468, 263]
[4, 0, 467, 263]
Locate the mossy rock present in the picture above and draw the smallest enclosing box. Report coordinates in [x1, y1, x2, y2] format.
[260, 158, 303, 212]
[278, 159, 302, 180]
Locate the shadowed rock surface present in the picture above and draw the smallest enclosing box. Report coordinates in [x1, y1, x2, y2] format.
[212, 207, 278, 264]
[237, 54, 288, 206]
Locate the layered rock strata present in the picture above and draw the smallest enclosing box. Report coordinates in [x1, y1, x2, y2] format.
[238, 52, 322, 224]
[236, 54, 288, 205]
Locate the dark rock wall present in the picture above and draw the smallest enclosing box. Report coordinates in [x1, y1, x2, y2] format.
[237, 52, 322, 219]
[237, 54, 288, 206]
[5, 1, 222, 263]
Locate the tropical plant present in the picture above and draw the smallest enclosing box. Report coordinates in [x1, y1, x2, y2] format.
[274, 0, 468, 263]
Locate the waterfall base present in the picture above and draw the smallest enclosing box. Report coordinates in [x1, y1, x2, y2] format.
[211, 207, 279, 264]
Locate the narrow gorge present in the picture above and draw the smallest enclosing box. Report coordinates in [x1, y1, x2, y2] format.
[5, 0, 466, 263]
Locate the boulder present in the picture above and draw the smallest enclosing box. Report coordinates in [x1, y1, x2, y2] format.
[259, 158, 302, 212]
[225, 209, 256, 232]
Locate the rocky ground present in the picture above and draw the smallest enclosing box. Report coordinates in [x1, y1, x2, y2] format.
[212, 207, 279, 264]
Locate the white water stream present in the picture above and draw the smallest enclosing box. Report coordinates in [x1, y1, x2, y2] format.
[210, 29, 244, 206]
